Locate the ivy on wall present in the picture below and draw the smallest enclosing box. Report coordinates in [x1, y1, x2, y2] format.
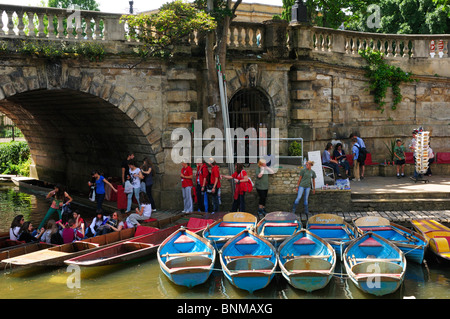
[359, 48, 417, 113]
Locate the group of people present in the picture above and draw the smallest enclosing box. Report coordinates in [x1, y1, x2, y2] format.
[321, 132, 367, 182]
[181, 158, 274, 218]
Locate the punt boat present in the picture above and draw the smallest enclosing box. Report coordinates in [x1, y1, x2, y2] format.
[220, 229, 277, 293]
[411, 219, 450, 261]
[354, 216, 427, 264]
[158, 227, 216, 288]
[343, 232, 406, 296]
[278, 229, 336, 292]
[203, 212, 257, 250]
[256, 212, 301, 248]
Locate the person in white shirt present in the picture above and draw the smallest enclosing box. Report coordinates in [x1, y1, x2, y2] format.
[9, 215, 24, 240]
[126, 192, 152, 227]
[126, 160, 144, 213]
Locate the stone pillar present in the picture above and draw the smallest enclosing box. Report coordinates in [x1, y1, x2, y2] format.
[289, 22, 312, 58]
[263, 19, 289, 59]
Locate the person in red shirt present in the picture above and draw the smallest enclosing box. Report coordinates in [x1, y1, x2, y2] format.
[181, 161, 194, 213]
[196, 159, 209, 212]
[208, 157, 221, 214]
[222, 163, 249, 212]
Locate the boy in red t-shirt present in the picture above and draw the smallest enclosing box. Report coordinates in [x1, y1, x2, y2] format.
[181, 162, 194, 213]
[208, 158, 221, 214]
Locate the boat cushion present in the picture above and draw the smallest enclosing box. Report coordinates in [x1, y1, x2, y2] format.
[293, 237, 315, 245]
[309, 225, 343, 230]
[434, 236, 450, 253]
[135, 226, 159, 237]
[264, 222, 298, 227]
[186, 218, 215, 232]
[358, 237, 382, 247]
[359, 227, 392, 231]
[235, 237, 257, 245]
[143, 218, 157, 223]
[174, 235, 195, 244]
[220, 222, 252, 227]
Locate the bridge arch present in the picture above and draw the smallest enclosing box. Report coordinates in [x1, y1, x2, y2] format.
[0, 61, 162, 193]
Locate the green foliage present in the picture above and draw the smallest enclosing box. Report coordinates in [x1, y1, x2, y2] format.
[359, 48, 415, 113]
[288, 141, 303, 157]
[0, 141, 31, 176]
[122, 0, 217, 58]
[384, 139, 397, 162]
[345, 0, 449, 34]
[48, 0, 100, 11]
[11, 40, 105, 62]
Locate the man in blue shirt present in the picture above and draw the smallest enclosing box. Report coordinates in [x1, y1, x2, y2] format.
[351, 137, 361, 181]
[350, 132, 366, 179]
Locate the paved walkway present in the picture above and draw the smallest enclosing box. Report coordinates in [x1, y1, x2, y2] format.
[349, 175, 450, 194]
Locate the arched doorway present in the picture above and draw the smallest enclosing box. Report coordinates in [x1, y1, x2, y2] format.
[228, 88, 271, 131]
[228, 88, 272, 164]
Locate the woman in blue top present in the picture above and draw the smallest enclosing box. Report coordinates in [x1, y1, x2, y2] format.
[89, 170, 117, 210]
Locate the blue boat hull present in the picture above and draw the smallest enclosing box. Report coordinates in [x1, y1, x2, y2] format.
[344, 232, 406, 296]
[278, 230, 336, 292]
[158, 228, 216, 288]
[220, 230, 277, 293]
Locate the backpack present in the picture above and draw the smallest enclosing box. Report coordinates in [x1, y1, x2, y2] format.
[356, 144, 367, 163]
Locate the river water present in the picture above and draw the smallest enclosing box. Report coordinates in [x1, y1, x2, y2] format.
[0, 182, 449, 300]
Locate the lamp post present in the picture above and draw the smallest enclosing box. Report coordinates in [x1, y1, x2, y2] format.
[291, 0, 308, 23]
[129, 0, 134, 14]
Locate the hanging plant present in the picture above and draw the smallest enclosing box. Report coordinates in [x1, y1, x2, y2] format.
[359, 48, 416, 113]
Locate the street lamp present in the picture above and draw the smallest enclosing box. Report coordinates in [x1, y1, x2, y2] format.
[129, 0, 134, 14]
[291, 0, 308, 23]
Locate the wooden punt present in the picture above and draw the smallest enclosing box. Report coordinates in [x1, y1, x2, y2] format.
[64, 218, 214, 267]
[220, 229, 277, 293]
[306, 213, 356, 258]
[354, 216, 427, 264]
[343, 232, 406, 296]
[278, 229, 336, 292]
[256, 212, 301, 248]
[411, 219, 450, 261]
[1, 225, 158, 268]
[203, 212, 257, 250]
[158, 227, 216, 288]
[0, 242, 55, 268]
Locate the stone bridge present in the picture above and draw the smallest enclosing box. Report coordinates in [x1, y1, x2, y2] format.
[0, 4, 449, 209]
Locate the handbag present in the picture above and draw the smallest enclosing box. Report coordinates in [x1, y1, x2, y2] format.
[124, 180, 133, 194]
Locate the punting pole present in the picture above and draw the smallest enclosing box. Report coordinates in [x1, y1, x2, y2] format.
[216, 55, 235, 191]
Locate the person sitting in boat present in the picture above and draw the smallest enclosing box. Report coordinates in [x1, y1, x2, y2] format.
[18, 221, 45, 243]
[85, 210, 109, 238]
[126, 192, 152, 227]
[62, 219, 84, 243]
[39, 219, 59, 244]
[38, 184, 73, 230]
[101, 212, 125, 234]
[72, 210, 87, 238]
[9, 214, 24, 240]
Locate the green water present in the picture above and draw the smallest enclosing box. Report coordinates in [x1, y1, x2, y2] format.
[1, 183, 449, 300]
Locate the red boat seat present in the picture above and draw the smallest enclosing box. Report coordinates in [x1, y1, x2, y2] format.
[143, 218, 157, 223]
[220, 222, 252, 228]
[359, 227, 392, 231]
[186, 218, 215, 231]
[135, 226, 159, 237]
[264, 222, 298, 227]
[235, 237, 257, 245]
[358, 237, 382, 247]
[293, 237, 315, 245]
[174, 235, 195, 244]
[309, 225, 343, 230]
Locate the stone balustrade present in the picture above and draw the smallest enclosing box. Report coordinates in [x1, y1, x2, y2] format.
[0, 4, 124, 41]
[0, 3, 449, 61]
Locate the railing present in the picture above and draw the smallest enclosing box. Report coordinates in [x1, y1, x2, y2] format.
[0, 4, 449, 60]
[310, 26, 449, 59]
[0, 4, 124, 41]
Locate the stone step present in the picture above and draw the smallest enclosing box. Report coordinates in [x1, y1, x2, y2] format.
[351, 197, 450, 211]
[351, 192, 450, 200]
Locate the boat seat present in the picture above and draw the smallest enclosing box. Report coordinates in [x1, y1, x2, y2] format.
[173, 234, 195, 252]
[235, 237, 258, 255]
[220, 222, 252, 227]
[359, 226, 392, 231]
[358, 237, 382, 247]
[264, 222, 299, 227]
[309, 225, 343, 230]
[293, 237, 315, 245]
[235, 237, 257, 245]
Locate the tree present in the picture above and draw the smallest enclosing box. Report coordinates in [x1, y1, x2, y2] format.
[123, 0, 243, 128]
[48, 0, 100, 11]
